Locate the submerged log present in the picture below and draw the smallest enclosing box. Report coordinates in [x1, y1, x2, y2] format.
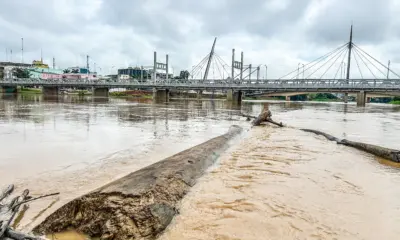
[34, 126, 243, 240]
[301, 129, 400, 163]
[339, 139, 400, 163]
[300, 129, 340, 142]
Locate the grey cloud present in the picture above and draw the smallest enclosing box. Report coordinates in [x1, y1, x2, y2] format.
[306, 0, 394, 45]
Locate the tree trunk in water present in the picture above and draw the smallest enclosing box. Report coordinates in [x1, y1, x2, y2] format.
[33, 126, 243, 240]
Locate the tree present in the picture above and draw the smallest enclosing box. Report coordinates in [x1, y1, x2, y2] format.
[12, 68, 31, 78]
[63, 69, 71, 73]
[179, 70, 190, 79]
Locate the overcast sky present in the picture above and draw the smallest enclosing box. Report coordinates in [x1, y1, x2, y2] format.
[1, 0, 399, 78]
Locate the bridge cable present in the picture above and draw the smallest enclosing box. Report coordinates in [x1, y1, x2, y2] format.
[353, 47, 377, 79]
[352, 47, 364, 79]
[213, 57, 224, 79]
[191, 53, 210, 76]
[191, 54, 210, 78]
[352, 44, 387, 78]
[353, 44, 400, 78]
[214, 53, 234, 78]
[333, 48, 349, 79]
[290, 44, 348, 80]
[320, 47, 348, 79]
[279, 42, 348, 79]
[305, 46, 348, 79]
[214, 55, 231, 77]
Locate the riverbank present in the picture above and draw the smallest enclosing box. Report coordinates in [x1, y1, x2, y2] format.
[159, 126, 400, 240]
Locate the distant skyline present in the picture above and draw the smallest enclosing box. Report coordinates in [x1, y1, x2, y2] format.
[1, 0, 399, 78]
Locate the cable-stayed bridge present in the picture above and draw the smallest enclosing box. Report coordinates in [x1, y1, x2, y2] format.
[1, 26, 399, 106]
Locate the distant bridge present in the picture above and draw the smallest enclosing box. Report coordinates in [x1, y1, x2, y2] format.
[1, 78, 399, 106]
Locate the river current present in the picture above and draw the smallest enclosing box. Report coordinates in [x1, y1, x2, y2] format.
[0, 94, 399, 239]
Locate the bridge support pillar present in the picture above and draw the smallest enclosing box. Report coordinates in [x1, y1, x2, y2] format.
[285, 96, 291, 102]
[93, 87, 109, 97]
[42, 86, 59, 96]
[153, 88, 169, 103]
[344, 93, 348, 103]
[2, 86, 17, 93]
[226, 89, 242, 105]
[197, 90, 203, 99]
[357, 91, 366, 107]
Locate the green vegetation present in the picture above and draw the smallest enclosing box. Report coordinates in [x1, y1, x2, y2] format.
[308, 93, 340, 102]
[12, 68, 31, 78]
[389, 97, 400, 104]
[20, 87, 42, 94]
[109, 90, 152, 99]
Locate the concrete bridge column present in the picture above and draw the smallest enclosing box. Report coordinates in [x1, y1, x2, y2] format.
[226, 89, 242, 105]
[2, 86, 17, 93]
[153, 88, 169, 103]
[226, 89, 233, 101]
[93, 87, 109, 97]
[42, 86, 59, 96]
[357, 91, 366, 107]
[344, 93, 348, 103]
[285, 96, 291, 102]
[197, 90, 203, 99]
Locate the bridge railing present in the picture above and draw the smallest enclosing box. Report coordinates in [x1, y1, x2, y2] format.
[1, 78, 400, 90]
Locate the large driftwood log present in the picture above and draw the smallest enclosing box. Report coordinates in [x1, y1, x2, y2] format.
[34, 126, 243, 240]
[338, 139, 400, 163]
[301, 129, 400, 163]
[300, 129, 340, 142]
[248, 104, 283, 127]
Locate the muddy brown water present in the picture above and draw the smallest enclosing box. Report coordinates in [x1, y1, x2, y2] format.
[1, 94, 400, 239]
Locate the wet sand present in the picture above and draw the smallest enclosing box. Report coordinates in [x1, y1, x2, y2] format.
[160, 126, 400, 240]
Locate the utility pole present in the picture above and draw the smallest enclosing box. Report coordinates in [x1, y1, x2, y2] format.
[53, 57, 55, 69]
[86, 55, 90, 72]
[240, 52, 244, 80]
[231, 49, 235, 79]
[153, 51, 157, 82]
[166, 54, 169, 81]
[345, 25, 353, 103]
[10, 49, 12, 62]
[40, 48, 43, 62]
[387, 60, 391, 79]
[203, 37, 217, 81]
[21, 38, 24, 64]
[249, 64, 252, 79]
[256, 66, 260, 80]
[140, 66, 144, 81]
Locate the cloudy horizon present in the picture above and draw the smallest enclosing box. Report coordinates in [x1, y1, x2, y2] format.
[1, 0, 399, 79]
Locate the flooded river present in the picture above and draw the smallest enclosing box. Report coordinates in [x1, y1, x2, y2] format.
[1, 94, 400, 239]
